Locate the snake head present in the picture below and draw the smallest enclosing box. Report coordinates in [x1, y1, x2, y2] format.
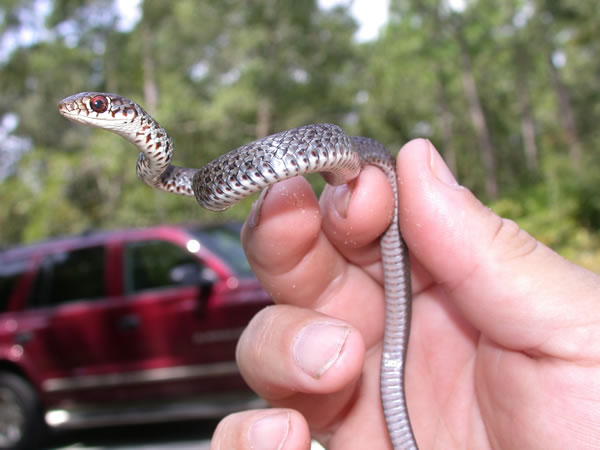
[58, 92, 142, 136]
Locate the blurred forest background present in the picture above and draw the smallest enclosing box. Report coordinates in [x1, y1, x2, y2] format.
[0, 0, 598, 271]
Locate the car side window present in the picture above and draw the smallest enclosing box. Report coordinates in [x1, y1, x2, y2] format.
[0, 260, 29, 312]
[30, 246, 106, 308]
[124, 240, 204, 293]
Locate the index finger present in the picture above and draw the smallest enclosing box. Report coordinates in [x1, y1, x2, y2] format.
[241, 170, 393, 347]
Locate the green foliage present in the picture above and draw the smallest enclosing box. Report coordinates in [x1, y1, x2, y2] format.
[492, 152, 600, 272]
[0, 0, 598, 273]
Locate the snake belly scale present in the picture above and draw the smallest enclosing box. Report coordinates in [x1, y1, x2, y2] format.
[58, 92, 417, 449]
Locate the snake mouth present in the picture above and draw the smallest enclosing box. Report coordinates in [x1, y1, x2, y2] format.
[58, 92, 107, 122]
[57, 96, 87, 121]
[57, 101, 73, 116]
[57, 99, 109, 126]
[57, 106, 90, 125]
[58, 93, 140, 130]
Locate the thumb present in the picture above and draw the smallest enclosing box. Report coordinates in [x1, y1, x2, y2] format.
[398, 139, 600, 360]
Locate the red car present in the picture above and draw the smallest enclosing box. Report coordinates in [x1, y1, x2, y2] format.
[0, 224, 271, 449]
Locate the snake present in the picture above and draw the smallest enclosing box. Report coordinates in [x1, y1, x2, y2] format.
[58, 92, 417, 449]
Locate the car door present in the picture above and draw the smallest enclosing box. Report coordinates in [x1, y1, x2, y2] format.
[119, 236, 247, 394]
[16, 243, 154, 394]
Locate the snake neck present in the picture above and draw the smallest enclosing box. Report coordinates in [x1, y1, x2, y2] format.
[126, 108, 175, 188]
[109, 103, 196, 197]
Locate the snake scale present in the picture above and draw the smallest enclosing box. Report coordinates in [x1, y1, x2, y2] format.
[58, 92, 417, 449]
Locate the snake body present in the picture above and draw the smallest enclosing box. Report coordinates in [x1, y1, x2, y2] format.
[58, 92, 417, 449]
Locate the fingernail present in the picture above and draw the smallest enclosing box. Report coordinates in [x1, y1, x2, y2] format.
[428, 140, 459, 187]
[249, 412, 290, 450]
[332, 184, 351, 218]
[247, 186, 271, 228]
[293, 322, 350, 379]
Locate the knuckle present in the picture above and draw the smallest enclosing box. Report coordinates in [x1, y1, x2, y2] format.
[210, 415, 237, 450]
[489, 217, 539, 262]
[237, 306, 275, 361]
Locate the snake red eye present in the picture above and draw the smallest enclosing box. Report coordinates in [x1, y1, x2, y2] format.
[90, 95, 108, 113]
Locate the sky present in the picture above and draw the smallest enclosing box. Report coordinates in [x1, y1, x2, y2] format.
[115, 0, 391, 42]
[2, 0, 474, 61]
[117, 0, 467, 41]
[0, 0, 391, 62]
[0, 0, 480, 70]
[318, 0, 390, 42]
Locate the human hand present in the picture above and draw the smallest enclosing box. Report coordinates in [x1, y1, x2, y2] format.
[210, 139, 600, 449]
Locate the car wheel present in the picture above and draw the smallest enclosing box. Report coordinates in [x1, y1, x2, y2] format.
[0, 372, 46, 449]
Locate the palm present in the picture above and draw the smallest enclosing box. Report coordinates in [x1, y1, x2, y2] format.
[406, 282, 599, 449]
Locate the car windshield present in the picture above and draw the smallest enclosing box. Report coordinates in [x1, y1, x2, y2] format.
[191, 225, 254, 278]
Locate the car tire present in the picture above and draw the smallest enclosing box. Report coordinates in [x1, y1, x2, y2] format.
[0, 372, 47, 449]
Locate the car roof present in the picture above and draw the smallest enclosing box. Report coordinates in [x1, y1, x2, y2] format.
[0, 223, 240, 262]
